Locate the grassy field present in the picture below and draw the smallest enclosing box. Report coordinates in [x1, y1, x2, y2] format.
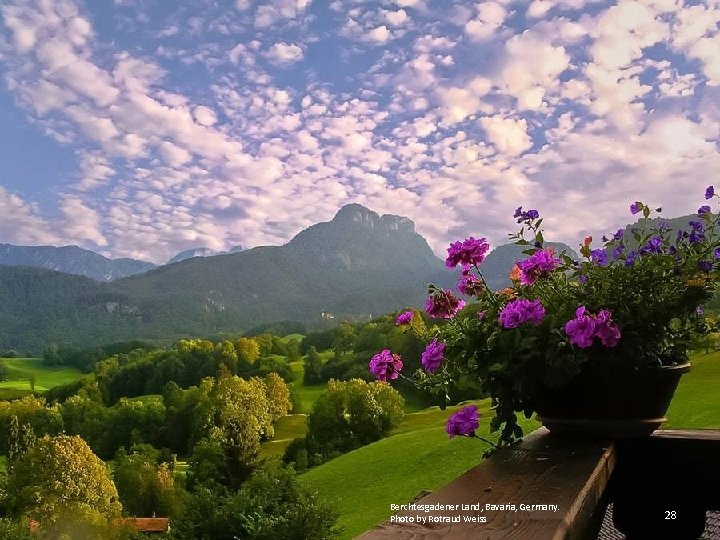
[301, 351, 720, 539]
[665, 351, 720, 428]
[301, 400, 540, 539]
[0, 357, 84, 393]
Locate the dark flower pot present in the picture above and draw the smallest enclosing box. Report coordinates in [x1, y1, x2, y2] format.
[536, 362, 690, 438]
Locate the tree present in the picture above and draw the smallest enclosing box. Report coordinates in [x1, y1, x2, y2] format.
[194, 373, 273, 487]
[170, 465, 340, 540]
[113, 445, 181, 517]
[0, 396, 63, 454]
[286, 338, 302, 362]
[60, 395, 109, 455]
[235, 338, 260, 371]
[263, 373, 291, 422]
[300, 379, 404, 465]
[214, 341, 238, 372]
[253, 334, 274, 358]
[303, 346, 324, 385]
[6, 435, 121, 531]
[332, 321, 357, 355]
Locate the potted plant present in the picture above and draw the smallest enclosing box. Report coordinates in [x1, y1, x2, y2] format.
[368, 187, 719, 446]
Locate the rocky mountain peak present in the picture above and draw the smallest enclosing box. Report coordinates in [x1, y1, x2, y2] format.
[332, 204, 415, 233]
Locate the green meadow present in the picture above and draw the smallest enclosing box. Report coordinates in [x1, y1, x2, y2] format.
[0, 357, 84, 394]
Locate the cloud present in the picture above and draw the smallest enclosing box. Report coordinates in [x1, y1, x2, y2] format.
[266, 42, 304, 65]
[501, 30, 570, 111]
[366, 25, 392, 44]
[59, 197, 108, 246]
[1, 0, 719, 266]
[254, 0, 312, 28]
[465, 2, 507, 41]
[385, 9, 409, 26]
[193, 106, 217, 126]
[480, 115, 533, 156]
[0, 187, 58, 245]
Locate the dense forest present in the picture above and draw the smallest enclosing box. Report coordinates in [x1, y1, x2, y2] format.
[0, 309, 451, 538]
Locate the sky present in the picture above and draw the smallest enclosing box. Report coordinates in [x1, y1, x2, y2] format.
[0, 0, 719, 264]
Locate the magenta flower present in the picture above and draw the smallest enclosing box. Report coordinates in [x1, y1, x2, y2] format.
[706, 186, 715, 200]
[477, 310, 486, 320]
[498, 298, 546, 329]
[564, 306, 596, 348]
[445, 237, 490, 268]
[595, 310, 621, 347]
[425, 289, 466, 319]
[421, 338, 446, 373]
[517, 249, 561, 285]
[565, 307, 621, 348]
[395, 311, 414, 325]
[457, 272, 484, 296]
[368, 349, 403, 382]
[446, 405, 480, 438]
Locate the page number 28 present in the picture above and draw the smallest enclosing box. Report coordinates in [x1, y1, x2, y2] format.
[665, 511, 677, 520]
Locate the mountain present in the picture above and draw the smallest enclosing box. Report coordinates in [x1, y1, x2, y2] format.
[481, 242, 579, 291]
[167, 247, 219, 264]
[0, 243, 156, 282]
[167, 245, 246, 264]
[0, 205, 456, 352]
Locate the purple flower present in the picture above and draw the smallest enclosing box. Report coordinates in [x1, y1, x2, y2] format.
[698, 260, 713, 273]
[369, 349, 403, 382]
[590, 248, 607, 266]
[514, 207, 540, 223]
[517, 249, 561, 285]
[612, 229, 624, 241]
[578, 274, 588, 284]
[498, 298, 546, 329]
[612, 244, 625, 259]
[688, 221, 705, 244]
[477, 310, 486, 320]
[564, 306, 596, 348]
[445, 237, 490, 268]
[706, 186, 714, 200]
[625, 250, 637, 267]
[696, 306, 704, 316]
[446, 405, 480, 438]
[421, 338, 446, 373]
[630, 202, 643, 215]
[641, 235, 664, 255]
[457, 272, 484, 296]
[395, 311, 414, 326]
[425, 289, 466, 319]
[594, 310, 621, 347]
[699, 205, 711, 215]
[714, 247, 720, 260]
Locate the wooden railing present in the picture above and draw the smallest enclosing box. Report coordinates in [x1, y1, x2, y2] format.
[357, 428, 720, 539]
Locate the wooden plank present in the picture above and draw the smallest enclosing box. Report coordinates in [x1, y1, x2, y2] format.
[357, 428, 615, 540]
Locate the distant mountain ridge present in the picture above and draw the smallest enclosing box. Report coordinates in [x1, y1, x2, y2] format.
[0, 204, 456, 352]
[1, 206, 694, 353]
[0, 243, 156, 282]
[167, 245, 246, 265]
